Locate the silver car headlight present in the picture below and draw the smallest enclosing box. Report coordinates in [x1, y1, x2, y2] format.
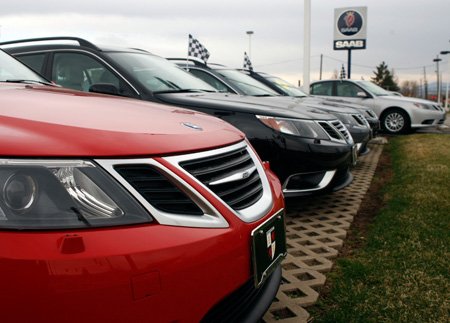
[0, 160, 151, 230]
[256, 115, 330, 140]
[413, 103, 432, 110]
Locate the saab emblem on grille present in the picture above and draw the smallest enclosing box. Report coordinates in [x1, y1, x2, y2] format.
[209, 165, 257, 186]
[181, 122, 203, 131]
[266, 226, 276, 260]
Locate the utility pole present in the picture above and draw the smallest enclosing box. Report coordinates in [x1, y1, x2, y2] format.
[423, 66, 428, 100]
[440, 50, 450, 108]
[319, 54, 323, 80]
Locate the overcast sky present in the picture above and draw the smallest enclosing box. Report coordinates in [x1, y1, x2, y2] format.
[1, 0, 449, 86]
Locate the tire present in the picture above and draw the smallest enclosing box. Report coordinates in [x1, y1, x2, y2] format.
[381, 109, 410, 134]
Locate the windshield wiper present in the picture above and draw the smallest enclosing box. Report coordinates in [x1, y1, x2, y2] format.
[253, 94, 277, 97]
[5, 79, 53, 86]
[154, 89, 215, 94]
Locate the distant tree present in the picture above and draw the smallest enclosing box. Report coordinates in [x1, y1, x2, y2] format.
[400, 80, 419, 97]
[331, 69, 338, 79]
[371, 61, 400, 91]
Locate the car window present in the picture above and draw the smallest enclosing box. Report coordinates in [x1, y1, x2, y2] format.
[216, 69, 278, 96]
[336, 82, 361, 97]
[266, 75, 307, 97]
[106, 52, 216, 93]
[52, 52, 135, 96]
[310, 82, 333, 96]
[189, 69, 231, 93]
[0, 50, 48, 83]
[15, 53, 46, 75]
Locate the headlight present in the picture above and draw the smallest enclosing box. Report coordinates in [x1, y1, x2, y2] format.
[413, 103, 431, 109]
[0, 160, 151, 230]
[256, 115, 329, 139]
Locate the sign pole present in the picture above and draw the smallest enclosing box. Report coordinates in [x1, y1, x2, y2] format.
[347, 49, 352, 79]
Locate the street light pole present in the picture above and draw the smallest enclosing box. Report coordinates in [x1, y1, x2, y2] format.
[303, 0, 311, 94]
[440, 50, 450, 108]
[433, 55, 442, 104]
[246, 31, 254, 59]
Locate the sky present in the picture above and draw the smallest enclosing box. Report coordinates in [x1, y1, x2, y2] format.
[1, 0, 449, 87]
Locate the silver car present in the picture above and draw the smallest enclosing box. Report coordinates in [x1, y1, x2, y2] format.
[310, 79, 446, 134]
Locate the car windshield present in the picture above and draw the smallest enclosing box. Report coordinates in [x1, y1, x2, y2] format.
[355, 80, 391, 96]
[106, 52, 217, 93]
[265, 75, 308, 97]
[0, 50, 48, 83]
[217, 69, 280, 96]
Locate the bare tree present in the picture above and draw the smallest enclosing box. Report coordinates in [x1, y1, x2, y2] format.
[331, 69, 338, 79]
[400, 80, 419, 97]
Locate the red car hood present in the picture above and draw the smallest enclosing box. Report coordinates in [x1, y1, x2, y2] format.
[0, 84, 244, 157]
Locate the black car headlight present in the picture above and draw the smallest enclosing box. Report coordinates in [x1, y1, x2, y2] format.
[0, 160, 151, 230]
[256, 115, 329, 140]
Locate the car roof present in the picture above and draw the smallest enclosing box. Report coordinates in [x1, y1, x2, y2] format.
[0, 36, 152, 55]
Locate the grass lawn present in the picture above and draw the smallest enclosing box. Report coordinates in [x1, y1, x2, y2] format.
[308, 134, 450, 323]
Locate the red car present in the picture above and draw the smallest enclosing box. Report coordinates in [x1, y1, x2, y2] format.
[0, 50, 286, 323]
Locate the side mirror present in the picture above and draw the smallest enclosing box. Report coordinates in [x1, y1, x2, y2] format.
[356, 91, 368, 98]
[89, 83, 119, 96]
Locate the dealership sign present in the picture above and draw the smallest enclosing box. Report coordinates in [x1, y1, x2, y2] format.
[334, 7, 367, 50]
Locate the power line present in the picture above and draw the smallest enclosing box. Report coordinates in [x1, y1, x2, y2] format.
[255, 53, 441, 72]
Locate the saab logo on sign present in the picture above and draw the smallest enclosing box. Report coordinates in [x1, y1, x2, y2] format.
[334, 40, 366, 50]
[266, 227, 276, 260]
[337, 10, 363, 36]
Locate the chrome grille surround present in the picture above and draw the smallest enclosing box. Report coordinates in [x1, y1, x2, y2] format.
[96, 158, 228, 228]
[164, 140, 273, 223]
[352, 113, 371, 128]
[365, 109, 377, 118]
[317, 120, 353, 145]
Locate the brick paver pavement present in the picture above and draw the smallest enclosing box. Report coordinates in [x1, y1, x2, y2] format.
[263, 141, 385, 322]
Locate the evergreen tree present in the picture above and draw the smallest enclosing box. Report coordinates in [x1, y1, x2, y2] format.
[371, 61, 400, 91]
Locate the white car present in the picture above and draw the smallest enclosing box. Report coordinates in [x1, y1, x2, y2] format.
[310, 79, 446, 134]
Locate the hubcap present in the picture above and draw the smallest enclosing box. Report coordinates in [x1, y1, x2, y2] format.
[385, 113, 404, 132]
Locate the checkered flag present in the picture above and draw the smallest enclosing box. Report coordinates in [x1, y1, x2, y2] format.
[339, 64, 346, 79]
[188, 34, 210, 64]
[243, 52, 253, 71]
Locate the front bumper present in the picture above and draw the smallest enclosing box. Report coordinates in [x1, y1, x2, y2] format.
[251, 134, 353, 197]
[348, 126, 371, 155]
[0, 164, 285, 323]
[410, 109, 447, 129]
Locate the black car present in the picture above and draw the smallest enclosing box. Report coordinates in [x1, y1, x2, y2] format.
[169, 58, 374, 155]
[246, 71, 380, 134]
[1, 37, 356, 197]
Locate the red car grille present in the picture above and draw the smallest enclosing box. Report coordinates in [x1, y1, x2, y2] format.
[180, 147, 263, 210]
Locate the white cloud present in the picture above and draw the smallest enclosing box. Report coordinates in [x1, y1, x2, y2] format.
[1, 0, 449, 85]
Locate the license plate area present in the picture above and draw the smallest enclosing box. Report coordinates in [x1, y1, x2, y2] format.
[251, 209, 287, 287]
[351, 144, 358, 166]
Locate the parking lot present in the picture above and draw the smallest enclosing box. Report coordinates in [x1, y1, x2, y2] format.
[262, 118, 449, 322]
